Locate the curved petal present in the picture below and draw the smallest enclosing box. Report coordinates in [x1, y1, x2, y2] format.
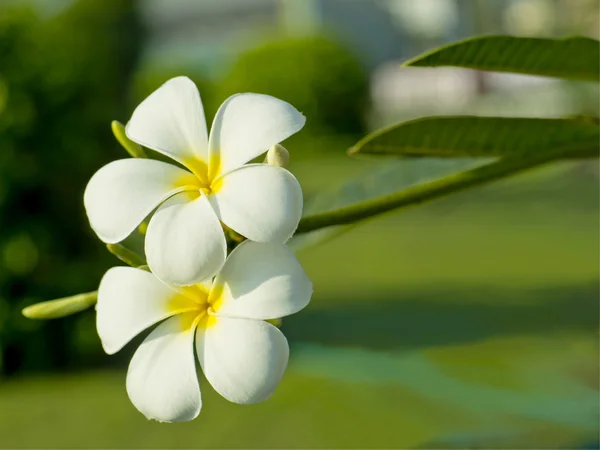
[126, 76, 209, 174]
[197, 317, 288, 404]
[211, 241, 312, 320]
[84, 159, 189, 244]
[126, 314, 201, 422]
[208, 93, 305, 176]
[97, 267, 185, 355]
[145, 192, 227, 286]
[209, 164, 303, 243]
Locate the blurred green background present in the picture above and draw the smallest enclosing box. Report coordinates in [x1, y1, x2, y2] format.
[0, 0, 598, 448]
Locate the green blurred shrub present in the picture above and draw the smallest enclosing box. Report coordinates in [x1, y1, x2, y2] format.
[218, 36, 369, 139]
[0, 0, 143, 375]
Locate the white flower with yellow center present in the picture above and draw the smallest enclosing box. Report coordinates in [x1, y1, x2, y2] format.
[84, 76, 305, 285]
[96, 240, 312, 422]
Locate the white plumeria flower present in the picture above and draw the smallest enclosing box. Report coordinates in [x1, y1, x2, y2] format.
[84, 76, 305, 286]
[96, 240, 312, 422]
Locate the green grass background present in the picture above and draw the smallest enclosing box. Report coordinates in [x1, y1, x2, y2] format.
[0, 157, 598, 449]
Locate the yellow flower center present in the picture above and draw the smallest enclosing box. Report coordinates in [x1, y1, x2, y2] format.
[174, 154, 222, 200]
[168, 283, 223, 331]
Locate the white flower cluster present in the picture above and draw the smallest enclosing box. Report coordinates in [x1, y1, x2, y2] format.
[84, 77, 312, 422]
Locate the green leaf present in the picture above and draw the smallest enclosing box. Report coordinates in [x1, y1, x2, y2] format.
[350, 116, 599, 159]
[403, 35, 600, 81]
[22, 291, 98, 320]
[111, 120, 147, 158]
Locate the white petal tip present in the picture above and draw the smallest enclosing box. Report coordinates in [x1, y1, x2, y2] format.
[101, 341, 121, 356]
[125, 76, 209, 164]
[143, 407, 201, 423]
[228, 390, 275, 405]
[101, 345, 116, 355]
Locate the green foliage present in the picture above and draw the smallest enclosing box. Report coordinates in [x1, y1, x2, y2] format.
[350, 116, 600, 158]
[0, 0, 143, 374]
[404, 36, 600, 81]
[218, 36, 369, 137]
[294, 34, 599, 232]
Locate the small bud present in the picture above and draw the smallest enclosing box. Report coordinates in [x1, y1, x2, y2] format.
[265, 144, 289, 168]
[22, 291, 98, 320]
[106, 243, 147, 267]
[111, 120, 147, 158]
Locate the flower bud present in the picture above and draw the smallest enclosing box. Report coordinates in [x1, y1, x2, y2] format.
[22, 291, 98, 320]
[265, 144, 289, 168]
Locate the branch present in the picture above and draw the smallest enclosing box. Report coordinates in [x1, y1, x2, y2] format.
[296, 154, 556, 234]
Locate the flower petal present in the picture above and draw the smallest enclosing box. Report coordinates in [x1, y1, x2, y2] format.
[197, 317, 288, 404]
[126, 314, 201, 422]
[210, 164, 303, 243]
[126, 76, 209, 171]
[145, 192, 227, 286]
[96, 267, 183, 355]
[208, 93, 305, 175]
[84, 159, 190, 244]
[211, 241, 312, 320]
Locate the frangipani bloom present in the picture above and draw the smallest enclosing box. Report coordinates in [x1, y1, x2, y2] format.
[97, 241, 312, 422]
[84, 76, 305, 285]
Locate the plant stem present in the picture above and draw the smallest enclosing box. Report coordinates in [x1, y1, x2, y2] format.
[106, 243, 146, 267]
[111, 120, 147, 158]
[296, 155, 553, 234]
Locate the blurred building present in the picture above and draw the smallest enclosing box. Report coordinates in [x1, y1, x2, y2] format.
[140, 0, 412, 74]
[13, 0, 600, 129]
[139, 0, 598, 127]
[15, 0, 600, 76]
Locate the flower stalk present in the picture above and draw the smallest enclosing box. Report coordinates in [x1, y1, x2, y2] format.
[111, 120, 147, 158]
[296, 153, 563, 234]
[106, 243, 147, 267]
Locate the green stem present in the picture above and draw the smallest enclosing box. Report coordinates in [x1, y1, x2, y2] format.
[296, 155, 553, 234]
[111, 120, 147, 158]
[106, 243, 146, 267]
